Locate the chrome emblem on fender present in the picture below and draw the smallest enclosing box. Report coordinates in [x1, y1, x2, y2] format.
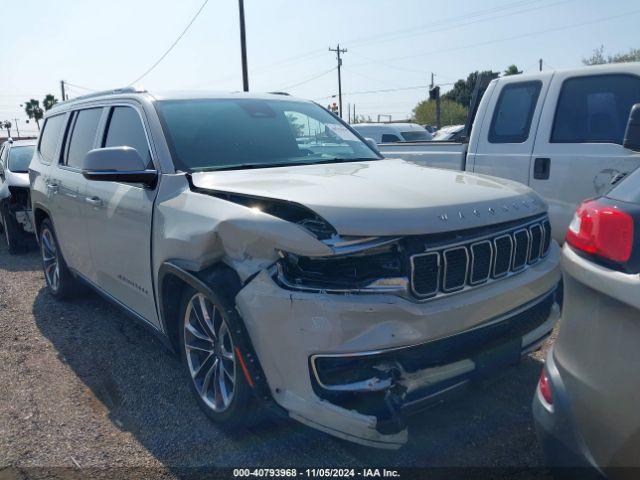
[439, 213, 448, 221]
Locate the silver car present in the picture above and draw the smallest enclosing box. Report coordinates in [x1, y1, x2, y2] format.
[30, 88, 561, 448]
[0, 139, 37, 253]
[533, 162, 640, 473]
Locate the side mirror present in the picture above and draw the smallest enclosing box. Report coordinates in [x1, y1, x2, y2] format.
[623, 104, 640, 152]
[82, 147, 157, 188]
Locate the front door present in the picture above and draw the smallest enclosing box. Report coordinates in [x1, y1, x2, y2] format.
[83, 105, 159, 327]
[531, 71, 640, 242]
[470, 74, 551, 186]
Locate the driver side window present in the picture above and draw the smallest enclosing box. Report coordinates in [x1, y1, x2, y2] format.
[103, 106, 153, 168]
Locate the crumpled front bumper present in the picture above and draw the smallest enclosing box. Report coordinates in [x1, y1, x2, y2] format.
[236, 243, 561, 448]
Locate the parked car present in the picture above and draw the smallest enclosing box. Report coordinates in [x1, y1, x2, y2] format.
[432, 124, 465, 142]
[423, 124, 438, 134]
[532, 108, 640, 473]
[352, 122, 433, 143]
[30, 88, 561, 449]
[378, 63, 640, 243]
[0, 139, 36, 253]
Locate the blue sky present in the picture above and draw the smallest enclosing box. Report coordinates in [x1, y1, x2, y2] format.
[1, 0, 639, 135]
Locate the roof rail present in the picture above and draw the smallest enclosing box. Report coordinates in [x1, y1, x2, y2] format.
[268, 91, 290, 96]
[54, 86, 147, 107]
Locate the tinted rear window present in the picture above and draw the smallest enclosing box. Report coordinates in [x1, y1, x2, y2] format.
[401, 130, 432, 141]
[39, 114, 66, 163]
[489, 81, 541, 143]
[8, 145, 35, 173]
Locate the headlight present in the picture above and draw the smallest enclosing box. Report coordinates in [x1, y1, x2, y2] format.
[275, 242, 408, 294]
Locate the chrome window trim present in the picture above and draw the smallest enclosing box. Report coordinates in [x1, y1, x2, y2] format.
[410, 251, 440, 298]
[512, 228, 530, 271]
[528, 224, 543, 263]
[492, 234, 513, 278]
[442, 246, 469, 292]
[470, 240, 493, 285]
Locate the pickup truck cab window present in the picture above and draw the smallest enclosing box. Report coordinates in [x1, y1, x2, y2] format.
[551, 74, 640, 144]
[38, 113, 66, 164]
[156, 98, 379, 172]
[381, 133, 401, 143]
[489, 81, 542, 143]
[64, 108, 103, 168]
[103, 106, 153, 168]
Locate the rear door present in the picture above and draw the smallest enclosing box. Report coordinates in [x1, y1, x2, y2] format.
[470, 74, 551, 185]
[48, 108, 102, 274]
[83, 104, 159, 326]
[531, 70, 640, 241]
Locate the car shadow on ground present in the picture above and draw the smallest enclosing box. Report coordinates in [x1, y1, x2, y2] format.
[0, 243, 40, 272]
[31, 283, 550, 474]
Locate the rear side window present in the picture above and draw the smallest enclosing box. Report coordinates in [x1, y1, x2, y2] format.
[103, 106, 152, 168]
[381, 133, 401, 143]
[489, 81, 542, 143]
[64, 108, 103, 168]
[39, 114, 66, 163]
[551, 74, 640, 144]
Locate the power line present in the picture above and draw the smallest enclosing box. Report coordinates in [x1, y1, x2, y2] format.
[129, 0, 210, 85]
[353, 9, 640, 67]
[316, 85, 429, 101]
[64, 82, 97, 92]
[279, 67, 336, 91]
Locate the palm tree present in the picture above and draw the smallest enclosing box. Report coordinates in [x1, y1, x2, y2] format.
[23, 99, 43, 130]
[2, 120, 12, 137]
[43, 94, 58, 111]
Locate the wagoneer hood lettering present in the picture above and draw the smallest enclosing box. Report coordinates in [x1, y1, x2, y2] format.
[191, 159, 545, 236]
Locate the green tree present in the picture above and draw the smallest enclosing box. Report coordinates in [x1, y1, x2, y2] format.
[443, 70, 499, 107]
[2, 120, 12, 137]
[412, 99, 468, 126]
[43, 94, 58, 111]
[503, 64, 522, 76]
[23, 99, 44, 130]
[583, 45, 640, 65]
[285, 113, 305, 137]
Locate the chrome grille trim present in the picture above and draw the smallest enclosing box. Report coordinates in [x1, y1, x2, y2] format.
[410, 252, 441, 299]
[410, 216, 551, 300]
[493, 234, 513, 278]
[442, 247, 469, 292]
[470, 240, 493, 285]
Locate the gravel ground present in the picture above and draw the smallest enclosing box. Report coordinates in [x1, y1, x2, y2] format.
[0, 240, 555, 478]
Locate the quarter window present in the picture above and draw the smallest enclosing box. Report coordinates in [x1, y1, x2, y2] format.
[489, 81, 542, 143]
[551, 74, 640, 144]
[39, 114, 66, 163]
[104, 106, 152, 167]
[65, 108, 103, 168]
[381, 134, 401, 143]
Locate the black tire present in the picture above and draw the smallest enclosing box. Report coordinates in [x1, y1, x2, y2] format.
[178, 272, 260, 429]
[39, 218, 81, 300]
[1, 203, 26, 254]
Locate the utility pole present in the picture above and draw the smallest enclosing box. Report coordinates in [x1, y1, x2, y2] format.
[352, 104, 356, 124]
[539, 59, 543, 72]
[347, 103, 351, 123]
[429, 72, 441, 128]
[329, 44, 347, 119]
[13, 119, 20, 138]
[60, 80, 66, 101]
[238, 0, 249, 92]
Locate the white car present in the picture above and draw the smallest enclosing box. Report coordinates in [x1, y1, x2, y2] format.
[0, 139, 36, 253]
[352, 123, 433, 143]
[432, 124, 465, 142]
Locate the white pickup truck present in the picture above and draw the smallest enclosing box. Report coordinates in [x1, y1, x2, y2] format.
[379, 63, 640, 241]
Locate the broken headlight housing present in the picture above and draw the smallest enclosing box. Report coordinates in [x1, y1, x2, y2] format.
[275, 240, 409, 293]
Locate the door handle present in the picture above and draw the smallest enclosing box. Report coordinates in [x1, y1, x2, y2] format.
[47, 181, 59, 193]
[533, 158, 551, 180]
[85, 196, 103, 207]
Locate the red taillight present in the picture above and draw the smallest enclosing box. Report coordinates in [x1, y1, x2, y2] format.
[538, 369, 553, 406]
[565, 199, 634, 263]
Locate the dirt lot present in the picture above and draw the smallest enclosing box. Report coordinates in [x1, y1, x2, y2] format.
[0, 241, 554, 478]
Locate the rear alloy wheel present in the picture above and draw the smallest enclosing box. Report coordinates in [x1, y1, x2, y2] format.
[179, 286, 256, 427]
[39, 218, 79, 300]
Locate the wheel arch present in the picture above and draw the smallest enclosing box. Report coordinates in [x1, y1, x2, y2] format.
[32, 204, 52, 239]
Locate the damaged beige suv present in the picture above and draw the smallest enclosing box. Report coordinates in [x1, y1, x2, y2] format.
[29, 88, 561, 448]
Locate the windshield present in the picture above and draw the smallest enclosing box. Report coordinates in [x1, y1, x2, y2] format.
[156, 98, 381, 171]
[401, 130, 432, 141]
[7, 145, 35, 173]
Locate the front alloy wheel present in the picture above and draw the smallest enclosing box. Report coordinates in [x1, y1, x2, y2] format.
[183, 292, 237, 413]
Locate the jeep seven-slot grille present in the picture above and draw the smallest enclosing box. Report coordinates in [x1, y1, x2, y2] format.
[411, 218, 551, 299]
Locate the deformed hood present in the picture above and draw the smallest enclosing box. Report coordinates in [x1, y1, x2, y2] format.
[190, 159, 546, 236]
